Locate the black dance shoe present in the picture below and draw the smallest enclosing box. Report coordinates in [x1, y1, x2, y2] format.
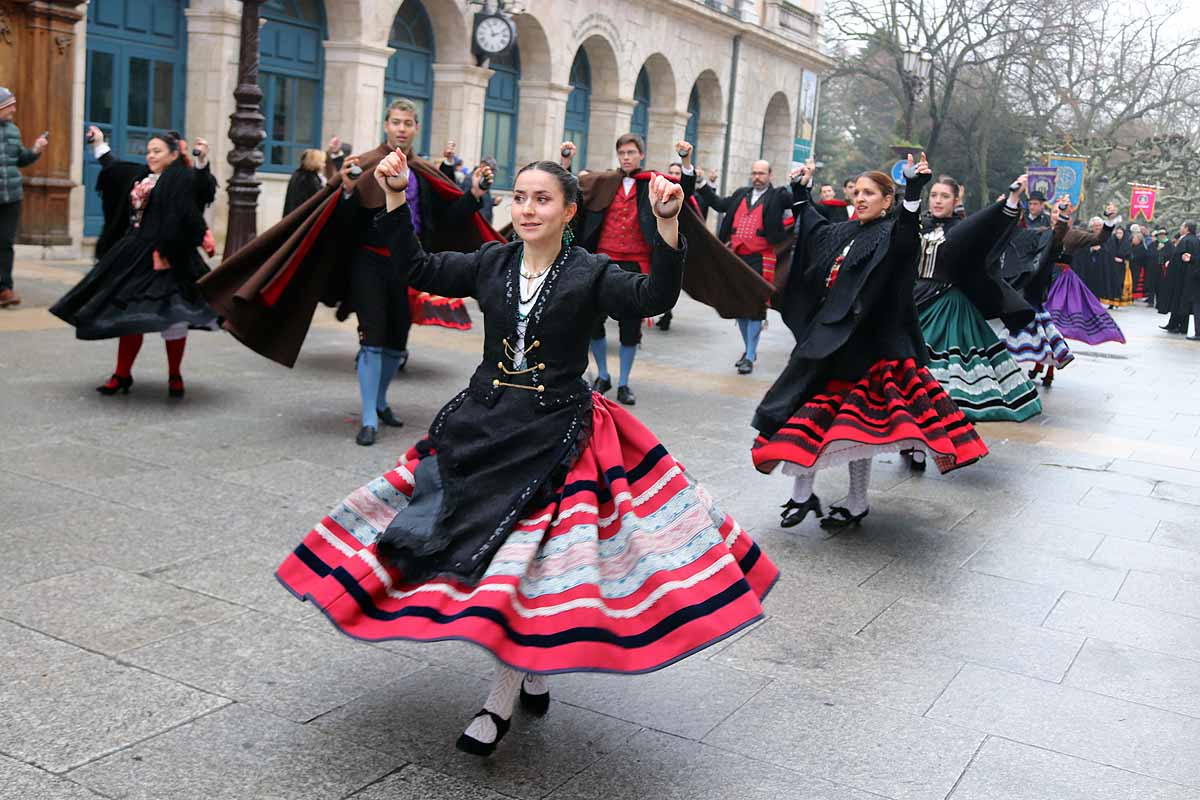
[355, 425, 377, 446]
[656, 311, 672, 331]
[592, 375, 612, 395]
[455, 710, 511, 757]
[901, 449, 927, 472]
[1042, 373, 1054, 387]
[519, 680, 550, 716]
[617, 385, 636, 406]
[736, 358, 754, 375]
[96, 374, 133, 395]
[820, 506, 869, 530]
[396, 350, 409, 371]
[377, 407, 404, 428]
[780, 494, 823, 528]
[167, 375, 185, 399]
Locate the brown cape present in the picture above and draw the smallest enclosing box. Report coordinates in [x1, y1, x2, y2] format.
[578, 170, 774, 319]
[198, 148, 501, 367]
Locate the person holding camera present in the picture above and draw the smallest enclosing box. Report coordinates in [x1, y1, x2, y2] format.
[0, 87, 48, 308]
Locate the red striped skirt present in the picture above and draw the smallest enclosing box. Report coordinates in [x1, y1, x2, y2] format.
[752, 358, 988, 475]
[277, 396, 777, 675]
[408, 288, 472, 330]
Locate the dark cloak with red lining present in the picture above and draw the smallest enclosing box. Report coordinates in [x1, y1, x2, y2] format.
[198, 152, 504, 367]
[577, 170, 775, 319]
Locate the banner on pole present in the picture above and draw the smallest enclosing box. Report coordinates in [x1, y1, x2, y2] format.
[1130, 185, 1157, 221]
[1027, 166, 1058, 201]
[1047, 155, 1088, 207]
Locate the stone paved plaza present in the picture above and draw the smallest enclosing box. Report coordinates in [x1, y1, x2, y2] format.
[2, 259, 1200, 799]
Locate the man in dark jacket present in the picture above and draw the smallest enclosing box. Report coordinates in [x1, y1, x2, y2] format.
[0, 87, 47, 308]
[1162, 223, 1199, 334]
[698, 160, 792, 373]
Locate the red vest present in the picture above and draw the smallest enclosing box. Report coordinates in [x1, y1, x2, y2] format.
[597, 181, 652, 274]
[730, 194, 778, 284]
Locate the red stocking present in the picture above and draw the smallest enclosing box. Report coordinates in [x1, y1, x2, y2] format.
[115, 334, 144, 377]
[165, 336, 186, 378]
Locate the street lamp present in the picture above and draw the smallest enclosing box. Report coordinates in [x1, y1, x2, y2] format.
[900, 45, 932, 142]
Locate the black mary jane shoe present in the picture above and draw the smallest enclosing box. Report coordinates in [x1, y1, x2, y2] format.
[167, 375, 185, 399]
[376, 407, 404, 428]
[656, 311, 672, 331]
[96, 374, 133, 396]
[820, 506, 869, 531]
[901, 449, 927, 472]
[592, 375, 612, 395]
[455, 710, 512, 757]
[780, 494, 823, 528]
[519, 681, 550, 717]
[617, 385, 636, 406]
[355, 425, 378, 447]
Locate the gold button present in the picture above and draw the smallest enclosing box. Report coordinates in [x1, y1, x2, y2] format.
[532, 340, 541, 348]
[537, 385, 545, 393]
[492, 379, 500, 387]
[497, 361, 504, 368]
[537, 363, 546, 370]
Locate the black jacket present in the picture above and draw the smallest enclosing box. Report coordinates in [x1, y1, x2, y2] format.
[702, 184, 793, 248]
[1177, 234, 1200, 303]
[126, 160, 209, 283]
[94, 151, 216, 260]
[283, 169, 323, 217]
[754, 189, 925, 437]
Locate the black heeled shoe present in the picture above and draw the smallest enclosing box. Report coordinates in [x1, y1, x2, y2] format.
[455, 710, 512, 757]
[519, 680, 550, 716]
[780, 494, 823, 528]
[167, 375, 185, 399]
[96, 374, 133, 395]
[820, 506, 869, 530]
[901, 449, 927, 472]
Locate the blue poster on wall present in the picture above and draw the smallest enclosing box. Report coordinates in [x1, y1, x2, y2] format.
[1048, 156, 1088, 206]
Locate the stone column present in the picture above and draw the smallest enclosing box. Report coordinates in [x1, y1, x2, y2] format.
[514, 80, 570, 167]
[185, 1, 241, 247]
[587, 96, 635, 172]
[322, 40, 393, 157]
[647, 108, 692, 168]
[430, 63, 493, 168]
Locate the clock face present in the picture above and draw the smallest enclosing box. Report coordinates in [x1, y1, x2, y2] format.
[475, 15, 513, 54]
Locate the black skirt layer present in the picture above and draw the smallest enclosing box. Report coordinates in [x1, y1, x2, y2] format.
[51, 236, 217, 340]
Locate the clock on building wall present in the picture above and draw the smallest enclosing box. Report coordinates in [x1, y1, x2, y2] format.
[472, 12, 517, 61]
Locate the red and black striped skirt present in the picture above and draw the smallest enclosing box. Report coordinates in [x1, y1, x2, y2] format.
[752, 358, 988, 474]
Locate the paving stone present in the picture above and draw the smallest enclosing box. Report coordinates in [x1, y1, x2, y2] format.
[1044, 593, 1200, 662]
[0, 439, 160, 487]
[986, 522, 1104, 559]
[965, 540, 1127, 598]
[0, 469, 104, 523]
[960, 502, 1159, 541]
[0, 565, 242, 655]
[1153, 519, 1200, 553]
[311, 666, 640, 800]
[712, 616, 961, 715]
[748, 571, 899, 636]
[123, 611, 422, 723]
[948, 736, 1200, 800]
[0, 755, 106, 800]
[1090, 537, 1200, 578]
[858, 597, 1083, 681]
[69, 704, 398, 800]
[702, 678, 984, 800]
[1153, 480, 1200, 506]
[548, 658, 769, 740]
[1109, 458, 1200, 487]
[1064, 638, 1200, 718]
[1081, 488, 1200, 527]
[0, 626, 228, 773]
[928, 664, 1200, 789]
[218, 457, 377, 508]
[547, 728, 881, 800]
[347, 764, 511, 800]
[1117, 570, 1200, 618]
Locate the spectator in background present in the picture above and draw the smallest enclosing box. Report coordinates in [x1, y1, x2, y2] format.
[0, 86, 48, 308]
[283, 148, 327, 216]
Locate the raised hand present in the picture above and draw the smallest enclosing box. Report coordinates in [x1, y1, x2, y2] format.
[559, 141, 576, 167]
[675, 140, 693, 165]
[443, 140, 457, 162]
[33, 134, 48, 154]
[193, 137, 209, 164]
[1008, 173, 1028, 202]
[904, 152, 932, 199]
[339, 155, 361, 182]
[327, 136, 342, 155]
[374, 148, 410, 196]
[87, 125, 104, 147]
[470, 162, 494, 199]
[790, 159, 815, 189]
[649, 173, 684, 219]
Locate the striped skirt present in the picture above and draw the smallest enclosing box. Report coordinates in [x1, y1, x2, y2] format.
[277, 396, 777, 675]
[408, 288, 472, 330]
[1045, 268, 1126, 346]
[1004, 309, 1075, 369]
[919, 288, 1042, 423]
[751, 358, 989, 475]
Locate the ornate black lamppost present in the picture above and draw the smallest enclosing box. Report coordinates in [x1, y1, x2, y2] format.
[223, 0, 266, 259]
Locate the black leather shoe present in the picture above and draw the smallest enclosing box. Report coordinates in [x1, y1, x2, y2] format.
[736, 358, 754, 375]
[377, 407, 404, 428]
[167, 375, 185, 399]
[396, 350, 409, 371]
[96, 374, 133, 395]
[780, 494, 823, 528]
[519, 681, 550, 716]
[1188, 336, 1200, 341]
[455, 710, 511, 757]
[592, 375, 612, 394]
[901, 449, 927, 472]
[617, 385, 636, 405]
[820, 505, 869, 530]
[656, 310, 672, 331]
[355, 425, 377, 446]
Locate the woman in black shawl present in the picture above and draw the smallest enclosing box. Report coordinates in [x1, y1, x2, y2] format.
[751, 155, 988, 531]
[51, 132, 216, 397]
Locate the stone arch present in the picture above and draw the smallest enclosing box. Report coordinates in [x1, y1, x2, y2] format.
[512, 11, 555, 84]
[413, 0, 470, 63]
[578, 33, 621, 100]
[576, 33, 624, 167]
[639, 52, 676, 112]
[637, 52, 683, 166]
[511, 12, 554, 168]
[688, 68, 725, 172]
[760, 90, 792, 179]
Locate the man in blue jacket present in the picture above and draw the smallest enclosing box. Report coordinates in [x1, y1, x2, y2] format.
[0, 87, 48, 308]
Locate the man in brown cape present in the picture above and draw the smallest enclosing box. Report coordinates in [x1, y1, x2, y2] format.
[564, 135, 773, 405]
[199, 98, 499, 446]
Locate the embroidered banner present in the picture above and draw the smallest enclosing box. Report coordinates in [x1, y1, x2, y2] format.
[1130, 185, 1157, 221]
[1047, 155, 1088, 207]
[1027, 166, 1058, 202]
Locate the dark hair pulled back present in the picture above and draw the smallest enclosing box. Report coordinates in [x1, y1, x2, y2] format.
[516, 160, 581, 206]
[932, 174, 961, 195]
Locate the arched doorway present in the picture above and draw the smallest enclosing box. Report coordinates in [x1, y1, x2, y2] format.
[386, 0, 435, 156]
[564, 49, 591, 170]
[760, 91, 792, 174]
[482, 47, 520, 188]
[260, 0, 325, 172]
[83, 0, 188, 236]
[630, 66, 650, 152]
[685, 84, 700, 160]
